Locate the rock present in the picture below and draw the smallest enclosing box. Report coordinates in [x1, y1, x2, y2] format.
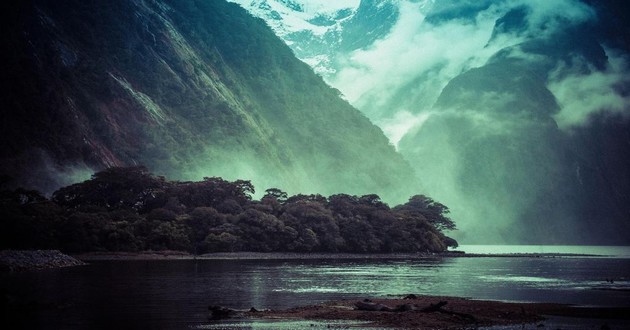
[419, 301, 448, 312]
[354, 301, 395, 312]
[0, 250, 86, 272]
[394, 304, 417, 312]
[208, 305, 235, 320]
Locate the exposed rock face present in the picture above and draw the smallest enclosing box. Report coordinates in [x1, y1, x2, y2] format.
[0, 0, 416, 203]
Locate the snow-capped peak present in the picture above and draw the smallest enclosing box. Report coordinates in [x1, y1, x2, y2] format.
[229, 0, 359, 37]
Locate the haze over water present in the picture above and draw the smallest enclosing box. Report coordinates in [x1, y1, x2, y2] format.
[454, 245, 630, 257]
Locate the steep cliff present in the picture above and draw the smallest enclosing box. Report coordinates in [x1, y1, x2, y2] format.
[0, 0, 415, 203]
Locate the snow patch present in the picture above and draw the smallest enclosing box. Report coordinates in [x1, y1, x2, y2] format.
[229, 0, 359, 37]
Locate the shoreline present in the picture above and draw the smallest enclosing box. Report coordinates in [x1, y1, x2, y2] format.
[73, 250, 603, 261]
[5, 250, 628, 328]
[234, 295, 630, 329]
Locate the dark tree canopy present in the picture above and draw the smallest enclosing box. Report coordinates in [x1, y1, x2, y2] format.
[394, 195, 457, 232]
[1, 167, 458, 253]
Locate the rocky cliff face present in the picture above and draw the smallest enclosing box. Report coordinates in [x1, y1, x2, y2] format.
[0, 0, 416, 203]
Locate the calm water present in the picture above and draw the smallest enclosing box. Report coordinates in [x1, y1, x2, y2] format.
[2, 246, 630, 329]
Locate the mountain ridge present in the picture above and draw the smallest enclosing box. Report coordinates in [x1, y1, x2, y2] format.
[0, 0, 417, 204]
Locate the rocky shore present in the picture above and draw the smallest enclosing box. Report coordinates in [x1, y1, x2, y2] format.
[0, 250, 86, 272]
[232, 296, 630, 329]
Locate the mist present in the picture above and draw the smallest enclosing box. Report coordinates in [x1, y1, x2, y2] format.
[549, 48, 630, 130]
[314, 0, 630, 243]
[5, 0, 629, 244]
[1, 0, 419, 212]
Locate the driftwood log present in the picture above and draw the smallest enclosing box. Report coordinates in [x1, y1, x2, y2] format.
[208, 305, 263, 320]
[354, 301, 396, 312]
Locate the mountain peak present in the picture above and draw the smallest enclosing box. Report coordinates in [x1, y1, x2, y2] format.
[229, 0, 359, 38]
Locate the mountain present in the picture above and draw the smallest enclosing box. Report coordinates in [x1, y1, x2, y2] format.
[0, 0, 417, 203]
[228, 0, 401, 78]
[230, 0, 630, 244]
[398, 1, 630, 244]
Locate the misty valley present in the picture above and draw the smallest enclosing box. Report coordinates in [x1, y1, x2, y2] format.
[1, 0, 630, 329]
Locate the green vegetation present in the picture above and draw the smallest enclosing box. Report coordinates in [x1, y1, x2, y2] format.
[0, 167, 457, 254]
[0, 0, 417, 203]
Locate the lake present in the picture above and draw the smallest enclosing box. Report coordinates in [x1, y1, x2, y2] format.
[2, 245, 629, 329]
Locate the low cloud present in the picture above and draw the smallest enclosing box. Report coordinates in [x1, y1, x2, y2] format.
[548, 49, 630, 129]
[332, 1, 513, 113]
[378, 111, 430, 148]
[331, 0, 596, 146]
[515, 0, 595, 38]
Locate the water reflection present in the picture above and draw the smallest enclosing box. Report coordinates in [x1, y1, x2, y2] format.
[2, 256, 629, 329]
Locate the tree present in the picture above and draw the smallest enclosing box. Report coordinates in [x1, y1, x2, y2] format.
[0, 165, 458, 253]
[51, 166, 166, 212]
[282, 201, 343, 252]
[261, 188, 288, 216]
[337, 215, 382, 253]
[358, 194, 388, 209]
[204, 232, 241, 252]
[101, 221, 139, 251]
[393, 195, 457, 232]
[146, 222, 191, 251]
[263, 188, 288, 203]
[169, 177, 254, 210]
[235, 209, 296, 251]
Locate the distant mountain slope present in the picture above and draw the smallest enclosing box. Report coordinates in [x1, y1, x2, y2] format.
[398, 2, 630, 244]
[233, 0, 630, 244]
[0, 0, 416, 203]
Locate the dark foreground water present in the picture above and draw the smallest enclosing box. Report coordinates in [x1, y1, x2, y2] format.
[2, 246, 630, 329]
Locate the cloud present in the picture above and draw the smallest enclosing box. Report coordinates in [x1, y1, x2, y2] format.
[548, 49, 630, 129]
[378, 111, 430, 148]
[245, 0, 626, 243]
[330, 1, 520, 145]
[333, 1, 510, 106]
[328, 0, 599, 146]
[356, 0, 602, 243]
[514, 0, 595, 37]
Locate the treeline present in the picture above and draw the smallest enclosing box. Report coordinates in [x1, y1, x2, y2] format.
[0, 167, 457, 254]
